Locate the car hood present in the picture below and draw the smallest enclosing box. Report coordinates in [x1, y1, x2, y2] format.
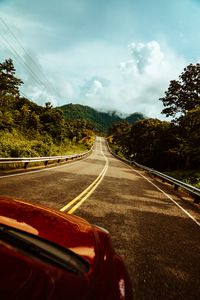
[0, 197, 133, 300]
[0, 196, 98, 267]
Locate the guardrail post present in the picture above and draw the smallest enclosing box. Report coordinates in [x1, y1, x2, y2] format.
[174, 184, 178, 191]
[24, 162, 29, 169]
[45, 160, 48, 166]
[194, 196, 200, 204]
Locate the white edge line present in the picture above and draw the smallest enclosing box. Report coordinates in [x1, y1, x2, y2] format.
[119, 160, 200, 228]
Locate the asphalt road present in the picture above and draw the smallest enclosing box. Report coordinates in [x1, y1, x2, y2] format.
[0, 137, 200, 299]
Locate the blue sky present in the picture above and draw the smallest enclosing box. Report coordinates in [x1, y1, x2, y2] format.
[0, 0, 200, 118]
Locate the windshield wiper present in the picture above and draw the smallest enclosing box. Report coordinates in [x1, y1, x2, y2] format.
[0, 224, 90, 275]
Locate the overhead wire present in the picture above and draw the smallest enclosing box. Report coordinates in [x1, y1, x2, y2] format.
[0, 16, 63, 101]
[0, 17, 50, 83]
[0, 32, 46, 87]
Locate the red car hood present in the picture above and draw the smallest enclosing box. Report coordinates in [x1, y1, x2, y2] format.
[0, 196, 133, 300]
[0, 196, 98, 267]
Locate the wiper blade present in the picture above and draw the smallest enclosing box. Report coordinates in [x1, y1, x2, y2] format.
[0, 224, 90, 275]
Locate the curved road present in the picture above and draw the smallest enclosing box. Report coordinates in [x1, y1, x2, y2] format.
[0, 137, 200, 299]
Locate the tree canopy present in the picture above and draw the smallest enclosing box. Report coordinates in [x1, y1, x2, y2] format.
[0, 58, 23, 98]
[160, 63, 200, 119]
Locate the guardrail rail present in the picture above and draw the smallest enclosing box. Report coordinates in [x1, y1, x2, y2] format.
[0, 145, 93, 170]
[107, 142, 200, 204]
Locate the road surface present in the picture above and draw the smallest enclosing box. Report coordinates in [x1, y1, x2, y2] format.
[0, 137, 200, 299]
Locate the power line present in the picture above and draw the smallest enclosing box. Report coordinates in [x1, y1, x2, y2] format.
[0, 32, 46, 87]
[0, 16, 63, 101]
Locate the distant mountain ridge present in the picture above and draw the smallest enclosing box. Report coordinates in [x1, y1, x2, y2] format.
[58, 103, 146, 132]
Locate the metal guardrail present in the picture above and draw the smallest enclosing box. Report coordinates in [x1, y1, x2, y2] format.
[0, 146, 93, 169]
[107, 142, 200, 203]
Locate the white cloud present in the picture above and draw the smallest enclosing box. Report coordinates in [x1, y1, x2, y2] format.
[113, 41, 187, 117]
[130, 41, 164, 72]
[76, 41, 187, 118]
[21, 73, 75, 107]
[85, 80, 103, 97]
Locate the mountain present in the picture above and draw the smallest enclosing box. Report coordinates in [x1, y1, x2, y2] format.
[125, 113, 146, 124]
[58, 103, 146, 132]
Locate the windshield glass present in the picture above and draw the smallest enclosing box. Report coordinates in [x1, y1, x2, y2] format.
[0, 224, 90, 275]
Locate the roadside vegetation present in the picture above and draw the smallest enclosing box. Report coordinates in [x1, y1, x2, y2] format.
[0, 58, 95, 161]
[108, 63, 200, 188]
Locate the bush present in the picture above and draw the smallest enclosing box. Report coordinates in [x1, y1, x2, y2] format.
[0, 129, 90, 159]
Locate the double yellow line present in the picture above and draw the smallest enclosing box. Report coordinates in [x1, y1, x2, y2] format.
[60, 140, 108, 214]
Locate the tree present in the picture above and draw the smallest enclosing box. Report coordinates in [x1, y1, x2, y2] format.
[0, 58, 23, 99]
[178, 107, 200, 168]
[129, 119, 180, 170]
[0, 111, 14, 129]
[108, 121, 131, 156]
[160, 63, 200, 119]
[45, 101, 53, 109]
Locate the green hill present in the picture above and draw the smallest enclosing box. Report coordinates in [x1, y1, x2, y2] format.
[58, 103, 146, 132]
[125, 112, 146, 124]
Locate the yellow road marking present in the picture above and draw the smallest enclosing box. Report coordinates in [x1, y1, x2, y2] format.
[60, 138, 108, 214]
[67, 164, 108, 214]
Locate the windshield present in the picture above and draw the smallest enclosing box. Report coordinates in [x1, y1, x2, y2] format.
[0, 223, 90, 275]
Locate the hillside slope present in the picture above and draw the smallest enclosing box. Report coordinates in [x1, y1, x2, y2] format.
[58, 103, 146, 132]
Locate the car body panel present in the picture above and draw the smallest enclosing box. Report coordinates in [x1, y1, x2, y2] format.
[0, 196, 133, 299]
[0, 197, 96, 265]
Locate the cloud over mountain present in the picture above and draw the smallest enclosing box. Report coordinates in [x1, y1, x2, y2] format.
[77, 41, 186, 118]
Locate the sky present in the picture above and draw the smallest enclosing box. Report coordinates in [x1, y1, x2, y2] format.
[0, 0, 200, 119]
